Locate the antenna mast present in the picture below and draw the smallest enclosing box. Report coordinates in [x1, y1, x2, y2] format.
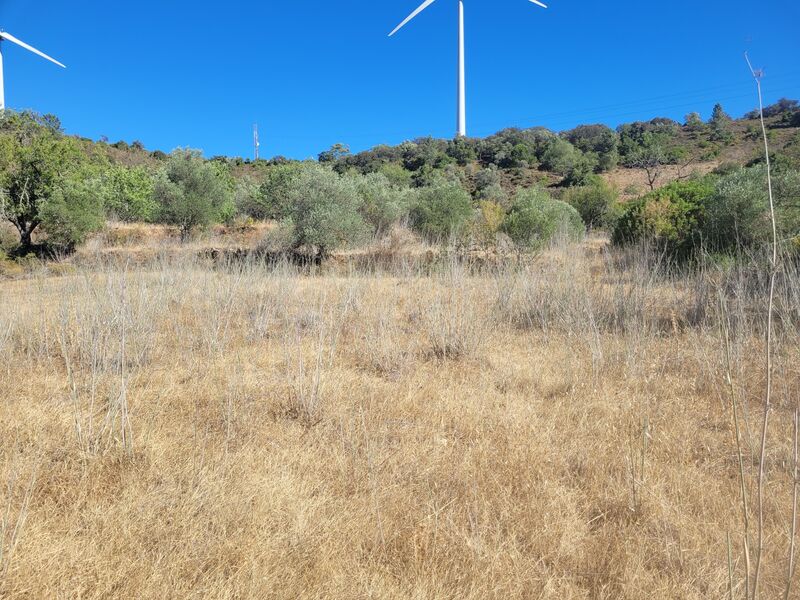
[253, 123, 260, 161]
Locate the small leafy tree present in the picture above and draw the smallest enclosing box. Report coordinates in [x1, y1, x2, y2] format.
[623, 132, 672, 191]
[563, 176, 618, 229]
[101, 165, 157, 222]
[38, 176, 105, 248]
[563, 124, 619, 172]
[0, 112, 102, 251]
[318, 143, 351, 164]
[355, 172, 416, 237]
[244, 162, 310, 220]
[684, 112, 705, 132]
[704, 165, 800, 253]
[277, 164, 370, 256]
[709, 103, 734, 143]
[501, 187, 583, 252]
[153, 149, 232, 238]
[410, 179, 474, 242]
[539, 138, 580, 176]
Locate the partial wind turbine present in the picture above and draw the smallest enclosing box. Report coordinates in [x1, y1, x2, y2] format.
[0, 30, 66, 112]
[389, 0, 547, 138]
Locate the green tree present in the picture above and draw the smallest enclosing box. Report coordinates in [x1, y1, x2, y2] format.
[684, 112, 705, 132]
[244, 162, 309, 220]
[38, 176, 105, 248]
[563, 176, 618, 229]
[704, 166, 800, 253]
[277, 164, 370, 256]
[501, 187, 583, 251]
[153, 149, 232, 238]
[411, 179, 473, 241]
[709, 103, 734, 143]
[101, 165, 157, 222]
[355, 172, 416, 237]
[563, 124, 619, 172]
[0, 112, 102, 251]
[539, 138, 580, 175]
[318, 143, 351, 164]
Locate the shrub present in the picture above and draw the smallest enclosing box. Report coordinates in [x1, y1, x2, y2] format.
[378, 163, 413, 188]
[278, 164, 370, 256]
[477, 183, 509, 206]
[101, 165, 157, 222]
[355, 172, 416, 237]
[563, 177, 618, 229]
[501, 187, 583, 252]
[539, 138, 580, 176]
[247, 162, 309, 220]
[154, 149, 233, 238]
[611, 179, 714, 260]
[472, 200, 506, 248]
[411, 179, 474, 241]
[38, 176, 105, 248]
[563, 124, 619, 172]
[703, 166, 800, 253]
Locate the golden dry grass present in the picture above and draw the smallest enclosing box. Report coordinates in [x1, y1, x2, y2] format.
[0, 237, 798, 599]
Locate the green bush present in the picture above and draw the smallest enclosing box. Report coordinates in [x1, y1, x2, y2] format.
[154, 149, 233, 238]
[611, 179, 714, 260]
[539, 138, 580, 176]
[501, 187, 584, 251]
[246, 162, 310, 220]
[563, 124, 619, 172]
[355, 172, 416, 237]
[563, 177, 618, 229]
[277, 164, 370, 256]
[101, 165, 157, 222]
[38, 176, 105, 248]
[411, 179, 474, 241]
[703, 166, 800, 253]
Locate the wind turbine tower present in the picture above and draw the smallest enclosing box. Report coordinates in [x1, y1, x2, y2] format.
[0, 30, 66, 112]
[389, 0, 547, 138]
[253, 124, 260, 161]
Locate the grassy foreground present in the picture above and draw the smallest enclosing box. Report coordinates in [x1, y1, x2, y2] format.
[0, 237, 798, 599]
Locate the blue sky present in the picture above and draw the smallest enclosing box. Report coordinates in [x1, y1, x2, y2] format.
[1, 0, 798, 159]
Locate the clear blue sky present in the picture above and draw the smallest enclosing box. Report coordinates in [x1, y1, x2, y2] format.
[1, 0, 798, 159]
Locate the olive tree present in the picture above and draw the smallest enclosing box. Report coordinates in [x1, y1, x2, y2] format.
[0, 112, 103, 251]
[274, 164, 370, 256]
[153, 149, 232, 238]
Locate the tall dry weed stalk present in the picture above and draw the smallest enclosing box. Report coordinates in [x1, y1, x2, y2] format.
[744, 52, 780, 600]
[0, 460, 37, 582]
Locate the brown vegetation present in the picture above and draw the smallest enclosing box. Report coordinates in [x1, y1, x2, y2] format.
[0, 234, 798, 598]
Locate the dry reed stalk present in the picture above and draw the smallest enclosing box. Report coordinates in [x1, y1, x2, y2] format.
[745, 52, 778, 600]
[785, 408, 799, 600]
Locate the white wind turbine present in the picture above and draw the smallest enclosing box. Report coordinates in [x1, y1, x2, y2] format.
[390, 0, 547, 138]
[0, 30, 66, 112]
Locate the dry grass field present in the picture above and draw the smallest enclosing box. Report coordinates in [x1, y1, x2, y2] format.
[1, 235, 799, 598]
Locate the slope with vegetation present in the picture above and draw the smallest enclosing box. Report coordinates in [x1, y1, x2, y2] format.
[1, 98, 798, 265]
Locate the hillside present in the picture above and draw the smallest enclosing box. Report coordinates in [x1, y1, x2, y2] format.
[0, 100, 798, 264]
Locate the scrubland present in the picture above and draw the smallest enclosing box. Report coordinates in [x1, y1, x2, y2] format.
[0, 235, 798, 599]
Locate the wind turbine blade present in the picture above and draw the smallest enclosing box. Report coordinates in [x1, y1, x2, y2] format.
[0, 31, 66, 68]
[528, 0, 548, 7]
[389, 0, 439, 36]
